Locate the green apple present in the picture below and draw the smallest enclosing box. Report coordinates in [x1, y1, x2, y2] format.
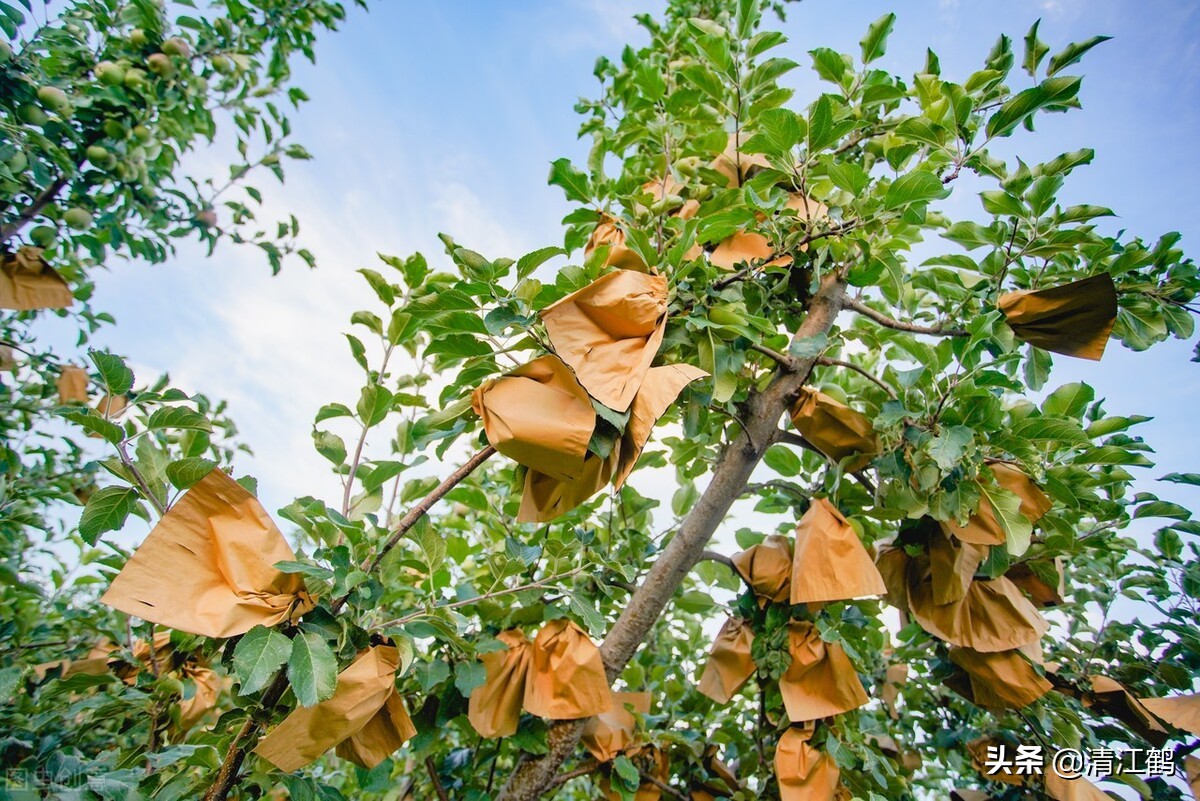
[96, 61, 125, 86]
[63, 207, 93, 231]
[17, 104, 48, 126]
[147, 53, 175, 77]
[37, 85, 70, 112]
[30, 225, 57, 248]
[161, 37, 191, 58]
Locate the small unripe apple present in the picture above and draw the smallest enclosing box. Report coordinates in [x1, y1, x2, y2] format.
[102, 119, 126, 139]
[96, 60, 125, 86]
[63, 207, 93, 230]
[116, 162, 137, 182]
[37, 85, 70, 112]
[7, 151, 27, 172]
[161, 37, 190, 58]
[195, 208, 217, 227]
[262, 152, 280, 166]
[130, 28, 149, 48]
[131, 124, 152, 143]
[147, 53, 174, 77]
[30, 225, 57, 247]
[123, 67, 147, 87]
[86, 144, 110, 164]
[211, 54, 234, 75]
[17, 104, 48, 126]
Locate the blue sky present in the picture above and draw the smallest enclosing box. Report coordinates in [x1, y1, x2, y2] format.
[48, 1, 1200, 569]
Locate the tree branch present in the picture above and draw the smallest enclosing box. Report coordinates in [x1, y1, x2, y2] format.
[844, 297, 967, 337]
[815, 356, 896, 398]
[495, 273, 850, 801]
[0, 175, 69, 247]
[426, 756, 451, 801]
[748, 342, 797, 370]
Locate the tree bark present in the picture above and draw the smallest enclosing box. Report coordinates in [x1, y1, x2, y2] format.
[495, 273, 848, 801]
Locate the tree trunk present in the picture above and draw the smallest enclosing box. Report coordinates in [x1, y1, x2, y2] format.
[495, 273, 848, 800]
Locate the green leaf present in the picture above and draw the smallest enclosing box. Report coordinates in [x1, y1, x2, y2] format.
[357, 385, 393, 427]
[1022, 19, 1049, 77]
[147, 407, 213, 432]
[516, 246, 564, 279]
[735, 0, 760, 40]
[413, 519, 446, 574]
[1161, 473, 1200, 487]
[454, 660, 487, 697]
[79, 487, 140, 545]
[1047, 36, 1112, 77]
[986, 76, 1081, 138]
[928, 426, 973, 471]
[613, 755, 640, 788]
[315, 403, 354, 423]
[57, 408, 125, 444]
[763, 445, 803, 477]
[232, 626, 293, 696]
[979, 483, 1033, 557]
[166, 457, 218, 490]
[1041, 382, 1094, 419]
[860, 12, 896, 64]
[89, 351, 134, 395]
[980, 190, 1025, 218]
[359, 269, 395, 306]
[885, 171, 949, 210]
[547, 158, 591, 203]
[288, 630, 338, 707]
[313, 429, 347, 465]
[1134, 501, 1191, 521]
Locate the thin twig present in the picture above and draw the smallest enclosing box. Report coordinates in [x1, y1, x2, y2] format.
[548, 761, 599, 788]
[639, 771, 688, 801]
[816, 356, 895, 398]
[749, 342, 797, 370]
[426, 756, 451, 801]
[843, 297, 967, 337]
[376, 566, 585, 629]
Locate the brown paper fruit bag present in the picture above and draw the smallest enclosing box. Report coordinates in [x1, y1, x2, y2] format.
[928, 522, 988, 606]
[586, 215, 650, 273]
[541, 269, 668, 411]
[523, 619, 612, 719]
[697, 617, 755, 704]
[56, 365, 90, 405]
[943, 462, 1051, 546]
[101, 468, 315, 638]
[473, 355, 595, 482]
[907, 557, 1048, 652]
[998, 272, 1118, 360]
[775, 726, 840, 801]
[780, 621, 869, 722]
[710, 133, 772, 188]
[518, 362, 704, 524]
[582, 691, 651, 763]
[789, 388, 878, 470]
[1140, 691, 1200, 736]
[0, 246, 74, 310]
[791, 498, 886, 604]
[1044, 770, 1116, 801]
[255, 644, 415, 772]
[1006, 558, 1065, 607]
[1087, 676, 1168, 746]
[732, 534, 792, 605]
[946, 646, 1052, 710]
[468, 630, 532, 738]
